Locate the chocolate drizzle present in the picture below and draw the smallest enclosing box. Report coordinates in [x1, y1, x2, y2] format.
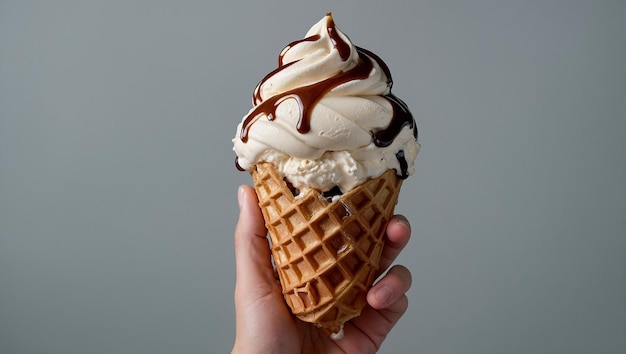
[325, 13, 351, 60]
[235, 157, 244, 171]
[357, 46, 418, 146]
[238, 14, 418, 177]
[396, 150, 409, 179]
[322, 185, 343, 201]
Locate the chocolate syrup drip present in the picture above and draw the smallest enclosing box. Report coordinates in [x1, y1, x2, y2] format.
[322, 185, 343, 201]
[396, 150, 409, 179]
[284, 178, 300, 197]
[358, 46, 418, 145]
[326, 13, 351, 60]
[240, 50, 372, 142]
[235, 157, 246, 171]
[373, 93, 416, 147]
[356, 46, 392, 85]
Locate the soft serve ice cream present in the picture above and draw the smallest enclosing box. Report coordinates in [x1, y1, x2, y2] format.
[233, 13, 419, 194]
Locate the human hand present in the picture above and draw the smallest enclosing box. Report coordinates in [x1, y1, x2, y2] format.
[232, 185, 412, 354]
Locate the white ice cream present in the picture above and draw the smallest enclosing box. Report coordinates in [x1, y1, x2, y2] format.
[233, 14, 419, 193]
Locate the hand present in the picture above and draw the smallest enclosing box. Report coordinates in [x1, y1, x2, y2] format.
[232, 185, 412, 354]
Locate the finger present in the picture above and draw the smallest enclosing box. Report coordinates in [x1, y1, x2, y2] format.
[367, 265, 412, 310]
[376, 215, 411, 276]
[233, 185, 275, 296]
[336, 265, 411, 351]
[345, 294, 409, 353]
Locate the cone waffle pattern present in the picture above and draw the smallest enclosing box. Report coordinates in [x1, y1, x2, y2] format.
[252, 162, 403, 333]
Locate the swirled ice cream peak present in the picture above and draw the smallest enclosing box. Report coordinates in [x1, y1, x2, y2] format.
[233, 13, 419, 193]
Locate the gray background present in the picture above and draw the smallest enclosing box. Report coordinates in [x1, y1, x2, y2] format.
[1, 1, 624, 353]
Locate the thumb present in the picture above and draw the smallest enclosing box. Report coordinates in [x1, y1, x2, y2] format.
[233, 185, 275, 294]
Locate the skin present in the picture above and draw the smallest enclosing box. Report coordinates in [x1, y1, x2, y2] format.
[232, 185, 413, 354]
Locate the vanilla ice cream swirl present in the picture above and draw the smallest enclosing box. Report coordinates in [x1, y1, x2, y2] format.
[233, 13, 420, 193]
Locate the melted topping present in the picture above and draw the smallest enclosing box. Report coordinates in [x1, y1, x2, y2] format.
[326, 13, 351, 60]
[240, 49, 373, 142]
[396, 150, 409, 179]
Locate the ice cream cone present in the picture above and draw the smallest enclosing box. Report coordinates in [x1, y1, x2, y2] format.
[251, 162, 403, 334]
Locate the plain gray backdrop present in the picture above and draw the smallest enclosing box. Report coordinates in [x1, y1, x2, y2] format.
[1, 1, 624, 353]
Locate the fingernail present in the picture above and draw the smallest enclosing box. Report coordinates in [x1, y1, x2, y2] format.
[237, 186, 245, 210]
[374, 285, 392, 306]
[396, 215, 411, 233]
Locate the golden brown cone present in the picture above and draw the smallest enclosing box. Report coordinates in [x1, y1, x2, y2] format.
[251, 162, 403, 335]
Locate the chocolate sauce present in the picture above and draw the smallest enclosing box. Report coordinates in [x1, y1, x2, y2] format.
[235, 157, 245, 171]
[326, 13, 351, 60]
[322, 185, 343, 201]
[373, 93, 416, 147]
[358, 46, 418, 145]
[240, 47, 372, 142]
[284, 178, 300, 197]
[356, 46, 392, 85]
[396, 150, 409, 179]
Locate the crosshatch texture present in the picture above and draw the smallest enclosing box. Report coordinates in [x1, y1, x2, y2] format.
[252, 162, 402, 334]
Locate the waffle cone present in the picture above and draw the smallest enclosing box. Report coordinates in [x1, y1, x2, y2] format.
[251, 162, 403, 334]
